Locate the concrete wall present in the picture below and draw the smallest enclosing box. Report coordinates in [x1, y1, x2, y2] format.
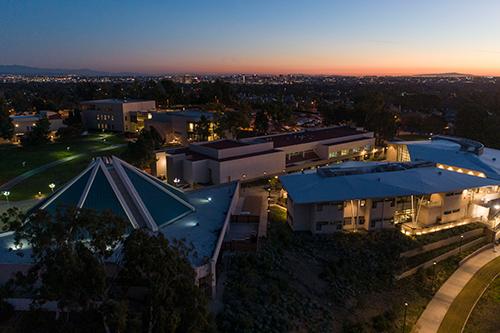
[287, 198, 311, 231]
[183, 159, 209, 184]
[190, 141, 274, 160]
[215, 151, 286, 184]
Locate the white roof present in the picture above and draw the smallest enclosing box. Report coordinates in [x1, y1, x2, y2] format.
[399, 139, 500, 180]
[280, 162, 500, 204]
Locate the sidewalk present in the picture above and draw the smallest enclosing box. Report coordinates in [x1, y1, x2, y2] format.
[413, 247, 500, 333]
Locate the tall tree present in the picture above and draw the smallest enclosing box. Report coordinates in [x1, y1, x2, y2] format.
[3, 207, 128, 332]
[254, 110, 269, 135]
[0, 98, 14, 140]
[122, 128, 164, 169]
[356, 93, 399, 144]
[120, 230, 215, 333]
[21, 116, 51, 147]
[195, 115, 211, 141]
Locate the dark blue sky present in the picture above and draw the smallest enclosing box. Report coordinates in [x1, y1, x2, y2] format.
[1, 0, 499, 75]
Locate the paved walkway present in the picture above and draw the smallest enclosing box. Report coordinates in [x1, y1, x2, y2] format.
[413, 247, 500, 333]
[0, 144, 124, 191]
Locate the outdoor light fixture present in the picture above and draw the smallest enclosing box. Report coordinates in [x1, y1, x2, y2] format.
[2, 191, 10, 203]
[494, 204, 500, 210]
[49, 183, 56, 192]
[207, 197, 212, 202]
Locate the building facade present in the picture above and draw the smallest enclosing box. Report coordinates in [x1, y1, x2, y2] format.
[154, 126, 377, 185]
[10, 111, 66, 140]
[145, 110, 217, 144]
[280, 161, 500, 235]
[80, 99, 156, 133]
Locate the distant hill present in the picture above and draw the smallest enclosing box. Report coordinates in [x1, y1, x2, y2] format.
[0, 65, 144, 76]
[413, 72, 475, 78]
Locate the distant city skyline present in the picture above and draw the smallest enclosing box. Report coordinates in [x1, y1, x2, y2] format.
[2, 0, 500, 76]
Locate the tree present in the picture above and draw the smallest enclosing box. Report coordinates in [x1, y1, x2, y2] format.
[355, 93, 399, 144]
[22, 116, 51, 147]
[120, 229, 215, 333]
[0, 98, 14, 140]
[254, 110, 269, 135]
[215, 110, 249, 139]
[318, 101, 353, 126]
[2, 207, 128, 332]
[195, 115, 211, 141]
[455, 93, 500, 148]
[264, 102, 293, 129]
[123, 128, 163, 169]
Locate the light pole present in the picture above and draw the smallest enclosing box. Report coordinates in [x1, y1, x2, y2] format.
[49, 183, 55, 193]
[2, 191, 10, 206]
[173, 178, 180, 187]
[459, 234, 464, 254]
[402, 302, 408, 333]
[432, 261, 437, 292]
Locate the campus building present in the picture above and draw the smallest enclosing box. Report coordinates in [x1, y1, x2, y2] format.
[387, 136, 500, 180]
[145, 109, 217, 144]
[280, 161, 500, 235]
[154, 126, 376, 185]
[0, 156, 239, 295]
[80, 99, 156, 133]
[10, 111, 66, 140]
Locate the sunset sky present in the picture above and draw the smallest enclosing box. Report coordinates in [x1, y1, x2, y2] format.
[2, 0, 500, 76]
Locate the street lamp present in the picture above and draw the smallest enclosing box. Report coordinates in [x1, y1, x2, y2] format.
[432, 261, 437, 291]
[459, 234, 464, 253]
[402, 302, 408, 333]
[173, 178, 180, 187]
[49, 183, 55, 193]
[2, 191, 10, 205]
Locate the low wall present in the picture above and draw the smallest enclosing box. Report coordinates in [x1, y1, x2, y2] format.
[400, 228, 484, 258]
[396, 237, 486, 280]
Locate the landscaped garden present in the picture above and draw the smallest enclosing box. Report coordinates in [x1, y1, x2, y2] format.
[218, 206, 490, 333]
[463, 276, 500, 333]
[438, 256, 500, 333]
[0, 133, 127, 203]
[0, 133, 126, 184]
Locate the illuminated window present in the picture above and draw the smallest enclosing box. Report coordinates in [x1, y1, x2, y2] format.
[340, 149, 348, 156]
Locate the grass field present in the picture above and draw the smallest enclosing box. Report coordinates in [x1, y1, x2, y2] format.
[464, 276, 500, 333]
[0, 133, 126, 184]
[437, 256, 500, 333]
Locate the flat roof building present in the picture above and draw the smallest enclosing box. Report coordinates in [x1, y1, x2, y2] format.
[280, 161, 500, 235]
[154, 126, 377, 186]
[80, 99, 156, 133]
[10, 111, 66, 140]
[145, 109, 217, 144]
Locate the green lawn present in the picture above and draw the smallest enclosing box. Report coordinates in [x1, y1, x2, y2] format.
[5, 145, 127, 202]
[438, 256, 500, 333]
[0, 133, 126, 184]
[463, 276, 500, 333]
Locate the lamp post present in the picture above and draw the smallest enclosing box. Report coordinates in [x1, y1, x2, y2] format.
[2, 191, 10, 205]
[432, 261, 437, 291]
[402, 302, 408, 333]
[459, 234, 464, 254]
[173, 178, 180, 187]
[49, 183, 55, 193]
